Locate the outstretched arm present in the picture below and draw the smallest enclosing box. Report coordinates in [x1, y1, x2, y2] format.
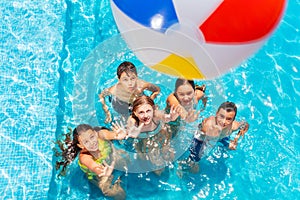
[98, 126, 127, 141]
[166, 94, 188, 120]
[111, 120, 144, 139]
[163, 105, 181, 123]
[184, 110, 201, 123]
[141, 81, 160, 100]
[99, 88, 113, 124]
[97, 161, 115, 178]
[126, 117, 145, 138]
[79, 153, 115, 178]
[229, 122, 249, 150]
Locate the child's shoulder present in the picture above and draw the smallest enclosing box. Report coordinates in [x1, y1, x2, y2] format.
[137, 78, 147, 85]
[109, 84, 119, 93]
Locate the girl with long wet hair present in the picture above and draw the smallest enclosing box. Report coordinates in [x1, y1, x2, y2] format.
[54, 124, 130, 200]
[126, 96, 180, 174]
[166, 78, 207, 123]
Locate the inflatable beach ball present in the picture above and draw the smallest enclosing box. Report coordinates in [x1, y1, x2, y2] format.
[110, 0, 286, 79]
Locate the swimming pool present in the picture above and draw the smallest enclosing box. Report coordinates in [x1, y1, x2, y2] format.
[1, 0, 299, 199]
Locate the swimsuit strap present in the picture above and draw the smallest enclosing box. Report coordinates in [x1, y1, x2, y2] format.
[78, 139, 112, 180]
[138, 121, 162, 139]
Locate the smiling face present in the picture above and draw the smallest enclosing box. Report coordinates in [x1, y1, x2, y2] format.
[78, 129, 98, 152]
[119, 71, 138, 92]
[133, 103, 154, 125]
[175, 84, 195, 107]
[215, 108, 236, 129]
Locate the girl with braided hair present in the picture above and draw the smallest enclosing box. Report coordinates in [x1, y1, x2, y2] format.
[55, 124, 132, 200]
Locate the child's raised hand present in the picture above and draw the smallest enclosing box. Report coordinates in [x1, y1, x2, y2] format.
[169, 105, 181, 121]
[111, 121, 127, 139]
[238, 121, 249, 136]
[179, 108, 188, 120]
[97, 160, 115, 178]
[229, 140, 237, 150]
[229, 122, 249, 150]
[185, 110, 200, 123]
[127, 123, 144, 138]
[206, 124, 222, 138]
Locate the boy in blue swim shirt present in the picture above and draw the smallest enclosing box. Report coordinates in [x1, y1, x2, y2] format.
[185, 101, 249, 172]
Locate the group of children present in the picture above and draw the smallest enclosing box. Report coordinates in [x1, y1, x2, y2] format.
[55, 61, 249, 199]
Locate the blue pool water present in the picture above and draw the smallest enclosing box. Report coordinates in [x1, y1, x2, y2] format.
[1, 0, 300, 199]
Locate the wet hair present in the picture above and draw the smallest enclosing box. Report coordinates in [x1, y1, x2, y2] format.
[131, 95, 155, 124]
[174, 78, 195, 92]
[117, 61, 137, 79]
[174, 78, 195, 100]
[217, 101, 237, 120]
[54, 124, 93, 177]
